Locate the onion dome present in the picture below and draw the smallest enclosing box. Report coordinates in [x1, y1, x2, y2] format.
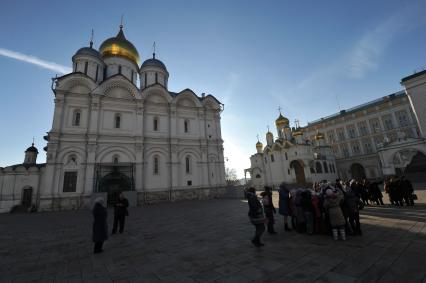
[275, 113, 289, 127]
[99, 26, 140, 65]
[256, 141, 263, 150]
[266, 131, 273, 137]
[315, 131, 325, 140]
[141, 55, 167, 71]
[25, 143, 39, 154]
[293, 128, 303, 136]
[74, 47, 102, 59]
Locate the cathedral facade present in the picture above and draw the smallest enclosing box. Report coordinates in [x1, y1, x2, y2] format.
[0, 26, 226, 213]
[247, 113, 338, 189]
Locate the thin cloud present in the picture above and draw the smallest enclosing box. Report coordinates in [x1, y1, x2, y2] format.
[0, 47, 71, 74]
[347, 3, 426, 79]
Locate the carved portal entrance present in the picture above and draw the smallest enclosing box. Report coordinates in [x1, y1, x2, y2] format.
[290, 160, 306, 184]
[94, 164, 134, 206]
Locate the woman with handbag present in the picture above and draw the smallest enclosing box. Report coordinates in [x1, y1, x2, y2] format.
[247, 187, 266, 247]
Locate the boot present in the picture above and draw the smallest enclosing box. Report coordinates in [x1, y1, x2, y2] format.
[332, 229, 338, 241]
[339, 228, 346, 241]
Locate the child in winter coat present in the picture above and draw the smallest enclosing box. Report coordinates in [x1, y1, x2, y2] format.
[323, 188, 346, 240]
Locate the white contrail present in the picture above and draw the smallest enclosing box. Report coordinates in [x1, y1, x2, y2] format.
[0, 47, 71, 74]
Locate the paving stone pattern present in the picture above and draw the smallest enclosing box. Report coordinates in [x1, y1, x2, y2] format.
[1, 191, 426, 283]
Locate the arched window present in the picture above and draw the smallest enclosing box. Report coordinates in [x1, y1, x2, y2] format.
[185, 155, 191, 174]
[155, 72, 158, 84]
[184, 120, 189, 133]
[285, 152, 288, 160]
[84, 61, 88, 74]
[118, 65, 122, 74]
[153, 155, 159, 175]
[73, 110, 81, 126]
[114, 114, 121, 129]
[323, 161, 329, 173]
[316, 162, 323, 174]
[255, 174, 261, 179]
[310, 166, 315, 173]
[271, 154, 275, 162]
[153, 117, 159, 131]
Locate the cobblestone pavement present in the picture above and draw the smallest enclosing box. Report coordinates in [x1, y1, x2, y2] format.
[1, 191, 426, 283]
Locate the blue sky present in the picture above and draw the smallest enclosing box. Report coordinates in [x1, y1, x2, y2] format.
[1, 0, 425, 177]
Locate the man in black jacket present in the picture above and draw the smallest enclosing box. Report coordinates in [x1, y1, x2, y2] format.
[112, 192, 129, 234]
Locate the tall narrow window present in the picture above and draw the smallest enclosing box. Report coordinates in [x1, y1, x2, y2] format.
[115, 114, 121, 129]
[144, 73, 147, 87]
[73, 110, 81, 126]
[118, 65, 122, 74]
[153, 156, 159, 175]
[84, 62, 88, 74]
[323, 161, 329, 173]
[74, 62, 78, 72]
[184, 120, 189, 133]
[153, 117, 158, 131]
[155, 73, 158, 84]
[271, 154, 275, 162]
[316, 162, 323, 173]
[95, 66, 99, 81]
[131, 70, 134, 83]
[103, 67, 107, 80]
[63, 172, 77, 192]
[185, 156, 191, 174]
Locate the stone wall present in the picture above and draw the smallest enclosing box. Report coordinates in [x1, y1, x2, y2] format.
[141, 187, 226, 204]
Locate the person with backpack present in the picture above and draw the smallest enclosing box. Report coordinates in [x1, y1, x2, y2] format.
[247, 187, 266, 247]
[261, 186, 277, 234]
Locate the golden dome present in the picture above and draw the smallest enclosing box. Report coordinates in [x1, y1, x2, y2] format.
[293, 129, 303, 136]
[99, 27, 140, 65]
[256, 141, 263, 149]
[275, 113, 289, 127]
[315, 132, 325, 140]
[266, 131, 273, 137]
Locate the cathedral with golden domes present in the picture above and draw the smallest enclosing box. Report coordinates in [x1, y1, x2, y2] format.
[247, 111, 338, 189]
[0, 25, 226, 212]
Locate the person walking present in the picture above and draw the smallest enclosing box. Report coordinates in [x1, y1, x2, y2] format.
[112, 192, 129, 234]
[278, 183, 292, 232]
[261, 186, 277, 234]
[247, 187, 266, 247]
[92, 197, 108, 254]
[369, 182, 384, 205]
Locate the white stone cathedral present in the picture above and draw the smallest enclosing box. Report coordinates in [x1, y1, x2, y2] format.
[0, 25, 226, 213]
[247, 112, 338, 189]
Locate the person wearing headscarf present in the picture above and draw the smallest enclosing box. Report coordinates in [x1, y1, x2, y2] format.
[92, 197, 108, 253]
[246, 187, 266, 247]
[323, 187, 346, 240]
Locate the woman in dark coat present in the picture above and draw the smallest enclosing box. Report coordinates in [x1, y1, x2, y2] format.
[247, 187, 266, 247]
[261, 186, 277, 234]
[278, 183, 292, 231]
[93, 197, 108, 254]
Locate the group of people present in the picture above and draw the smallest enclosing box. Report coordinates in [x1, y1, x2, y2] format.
[92, 192, 129, 254]
[247, 180, 365, 247]
[384, 176, 416, 206]
[247, 176, 417, 247]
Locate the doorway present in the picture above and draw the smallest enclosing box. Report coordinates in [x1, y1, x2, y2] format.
[22, 187, 33, 208]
